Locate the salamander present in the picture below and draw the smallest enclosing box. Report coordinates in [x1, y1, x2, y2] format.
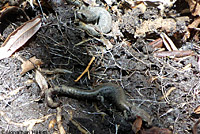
[45, 83, 152, 125]
[76, 6, 112, 36]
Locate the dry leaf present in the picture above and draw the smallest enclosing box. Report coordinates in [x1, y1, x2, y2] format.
[0, 16, 41, 60]
[21, 56, 43, 75]
[132, 116, 143, 133]
[186, 0, 200, 16]
[134, 2, 146, 13]
[35, 70, 48, 91]
[141, 127, 172, 134]
[194, 105, 200, 114]
[188, 17, 200, 29]
[48, 119, 57, 129]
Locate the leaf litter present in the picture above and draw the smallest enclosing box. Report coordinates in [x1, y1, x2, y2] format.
[0, 0, 200, 133]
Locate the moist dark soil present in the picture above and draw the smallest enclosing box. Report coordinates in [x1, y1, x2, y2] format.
[0, 0, 200, 134]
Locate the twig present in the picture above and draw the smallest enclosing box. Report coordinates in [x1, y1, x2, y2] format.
[74, 38, 93, 47]
[148, 38, 163, 48]
[74, 56, 95, 82]
[41, 68, 72, 74]
[154, 50, 194, 58]
[56, 107, 66, 134]
[69, 111, 90, 134]
[158, 87, 176, 100]
[180, 63, 191, 71]
[37, 0, 45, 19]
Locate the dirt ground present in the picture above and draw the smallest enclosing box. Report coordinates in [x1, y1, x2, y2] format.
[1, 0, 200, 134]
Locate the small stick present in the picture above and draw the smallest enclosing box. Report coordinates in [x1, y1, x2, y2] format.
[154, 50, 194, 58]
[181, 63, 191, 71]
[148, 38, 163, 48]
[87, 70, 91, 80]
[74, 56, 95, 82]
[37, 0, 45, 19]
[158, 87, 176, 100]
[41, 68, 72, 74]
[74, 38, 93, 47]
[69, 111, 90, 134]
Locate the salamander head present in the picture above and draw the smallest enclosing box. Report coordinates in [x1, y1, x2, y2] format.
[77, 7, 98, 22]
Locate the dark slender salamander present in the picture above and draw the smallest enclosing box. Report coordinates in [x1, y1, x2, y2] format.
[45, 83, 152, 125]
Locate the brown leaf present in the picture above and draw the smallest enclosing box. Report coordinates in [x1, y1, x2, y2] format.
[186, 0, 200, 16]
[35, 70, 48, 91]
[21, 56, 43, 75]
[188, 17, 200, 29]
[134, 2, 147, 13]
[183, 17, 200, 41]
[0, 16, 41, 60]
[132, 116, 142, 133]
[194, 105, 200, 114]
[48, 119, 57, 129]
[141, 127, 172, 134]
